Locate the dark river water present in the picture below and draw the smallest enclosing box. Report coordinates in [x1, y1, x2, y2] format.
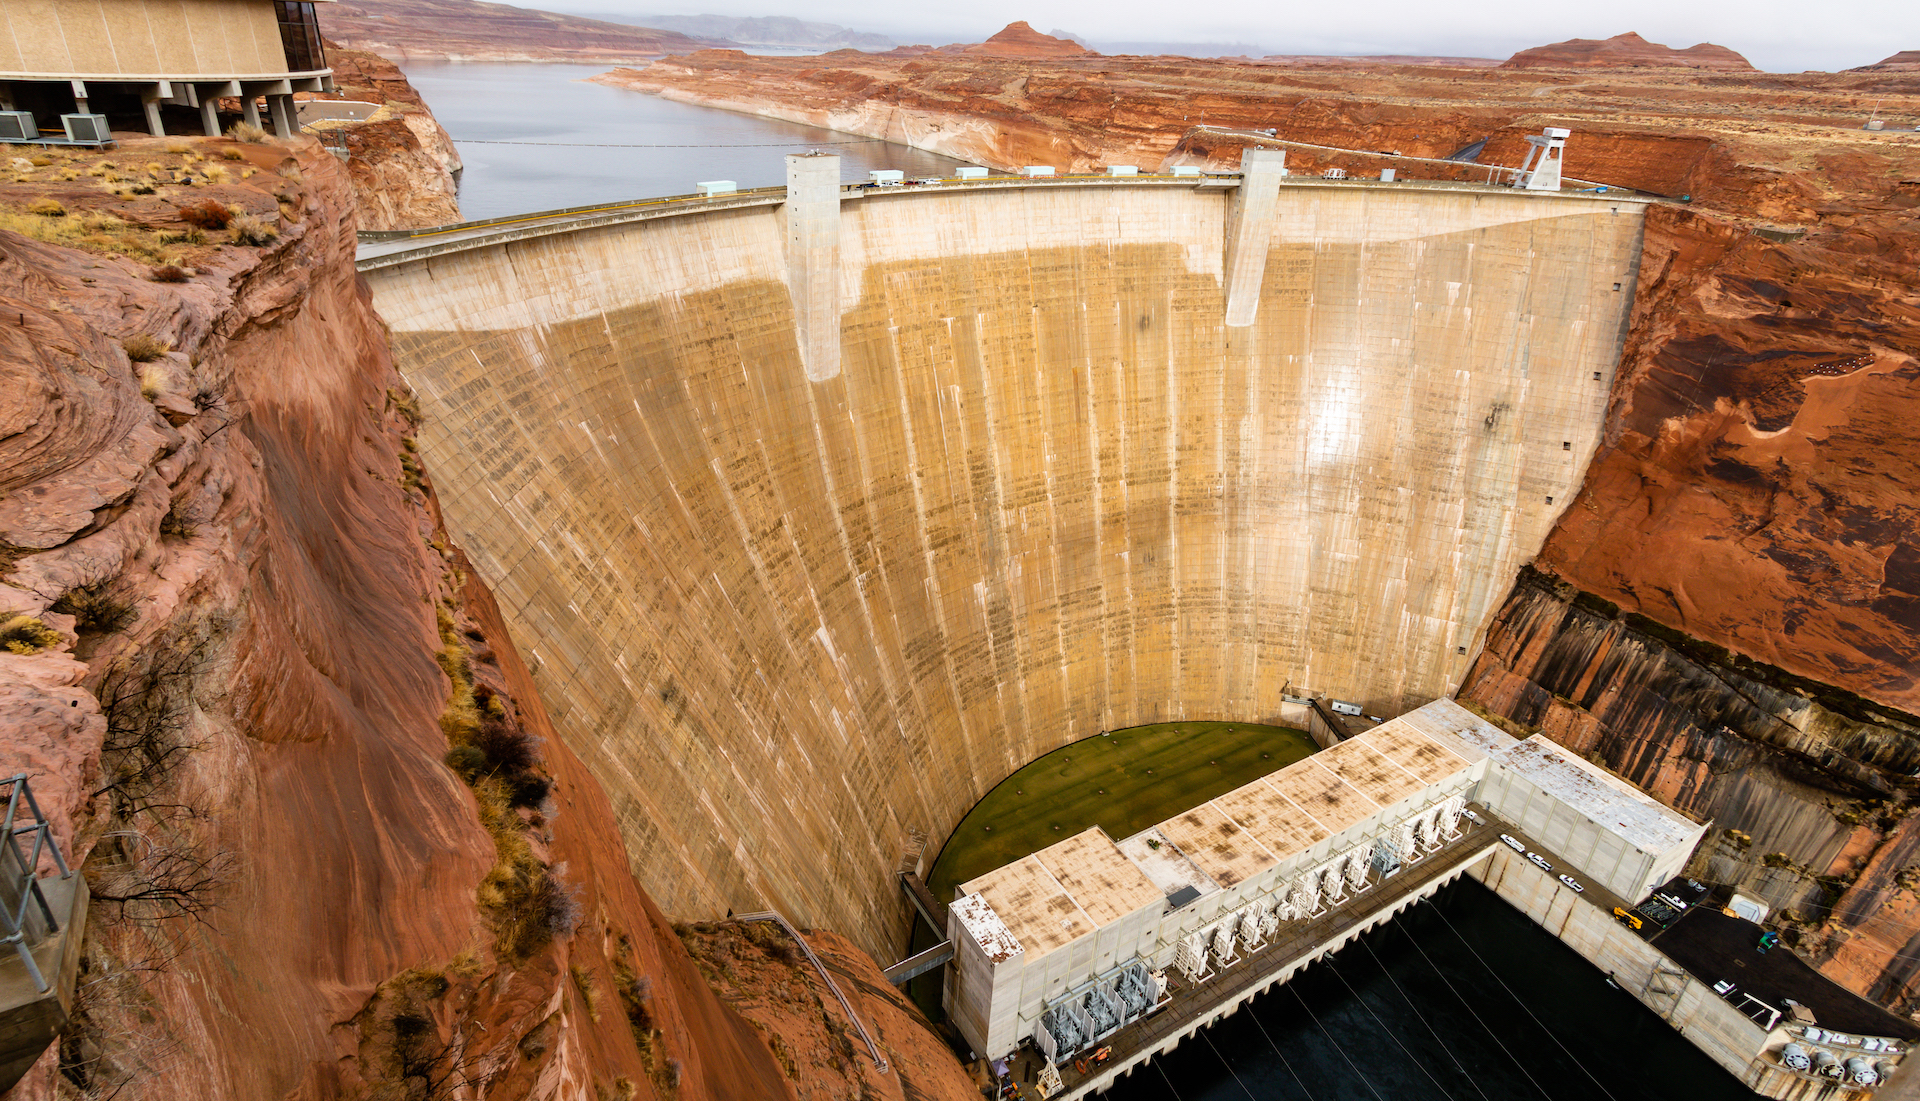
[395, 61, 977, 220]
[1103, 881, 1752, 1101]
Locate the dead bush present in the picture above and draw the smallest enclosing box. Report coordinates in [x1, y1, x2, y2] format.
[226, 121, 269, 144]
[50, 582, 138, 637]
[150, 264, 191, 283]
[175, 199, 231, 230]
[26, 196, 65, 217]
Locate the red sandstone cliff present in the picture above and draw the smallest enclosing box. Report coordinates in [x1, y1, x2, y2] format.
[318, 42, 464, 230]
[1500, 32, 1756, 71]
[0, 134, 970, 1098]
[323, 0, 711, 62]
[1851, 51, 1920, 72]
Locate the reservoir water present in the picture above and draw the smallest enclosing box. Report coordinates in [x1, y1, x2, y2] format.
[395, 61, 977, 220]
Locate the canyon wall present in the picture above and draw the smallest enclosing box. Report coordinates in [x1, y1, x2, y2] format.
[365, 179, 1644, 958]
[0, 135, 971, 1099]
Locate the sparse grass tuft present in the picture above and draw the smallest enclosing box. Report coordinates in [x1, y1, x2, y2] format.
[570, 963, 602, 1021]
[123, 333, 171, 362]
[27, 196, 65, 217]
[203, 165, 229, 185]
[227, 121, 270, 144]
[229, 212, 277, 246]
[220, 149, 245, 162]
[1, 613, 61, 655]
[139, 363, 169, 401]
[164, 140, 190, 155]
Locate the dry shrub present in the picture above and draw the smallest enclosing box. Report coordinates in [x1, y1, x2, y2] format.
[150, 264, 190, 283]
[139, 363, 169, 401]
[163, 140, 190, 154]
[226, 121, 269, 144]
[123, 333, 171, 362]
[176, 199, 231, 229]
[229, 213, 277, 246]
[28, 155, 51, 167]
[26, 196, 64, 217]
[1, 613, 60, 655]
[220, 148, 244, 161]
[203, 165, 229, 185]
[0, 209, 178, 263]
[50, 583, 138, 637]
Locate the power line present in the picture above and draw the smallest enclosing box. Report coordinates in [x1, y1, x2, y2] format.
[1426, 900, 1623, 1101]
[1200, 1028, 1260, 1101]
[1156, 1059, 1186, 1101]
[1246, 997, 1325, 1101]
[1325, 957, 1463, 1101]
[451, 137, 889, 148]
[1395, 920, 1556, 1101]
[1356, 934, 1494, 1101]
[1284, 982, 1390, 1101]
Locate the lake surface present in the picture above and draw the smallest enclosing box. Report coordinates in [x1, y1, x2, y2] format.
[396, 61, 977, 220]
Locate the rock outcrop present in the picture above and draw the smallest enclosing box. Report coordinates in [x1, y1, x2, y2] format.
[0, 135, 847, 1098]
[318, 41, 463, 230]
[960, 21, 1091, 57]
[323, 0, 709, 62]
[1851, 50, 1920, 72]
[1500, 32, 1756, 71]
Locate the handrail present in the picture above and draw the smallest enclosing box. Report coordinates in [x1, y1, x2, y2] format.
[2, 774, 73, 993]
[733, 910, 889, 1073]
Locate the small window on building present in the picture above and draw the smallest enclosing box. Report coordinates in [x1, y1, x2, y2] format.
[1613, 282, 1623, 291]
[1562, 441, 1571, 450]
[1593, 371, 1603, 380]
[277, 2, 327, 73]
[1546, 496, 1554, 504]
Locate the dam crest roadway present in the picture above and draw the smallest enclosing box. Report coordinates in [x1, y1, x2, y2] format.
[360, 150, 1651, 965]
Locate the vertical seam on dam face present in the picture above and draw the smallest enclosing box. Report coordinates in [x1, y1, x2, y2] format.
[364, 179, 1649, 957]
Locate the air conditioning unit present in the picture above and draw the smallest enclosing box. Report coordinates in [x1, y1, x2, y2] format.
[0, 110, 36, 141]
[62, 114, 110, 144]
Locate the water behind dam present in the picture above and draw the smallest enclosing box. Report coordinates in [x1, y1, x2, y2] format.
[395, 62, 978, 220]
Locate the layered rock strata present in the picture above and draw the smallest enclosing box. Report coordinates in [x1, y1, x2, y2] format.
[317, 42, 464, 230]
[0, 135, 906, 1099]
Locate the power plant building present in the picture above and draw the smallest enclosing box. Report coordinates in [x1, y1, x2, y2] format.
[946, 699, 1494, 1062]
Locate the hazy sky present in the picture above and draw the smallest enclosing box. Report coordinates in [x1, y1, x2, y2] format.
[564, 0, 1917, 72]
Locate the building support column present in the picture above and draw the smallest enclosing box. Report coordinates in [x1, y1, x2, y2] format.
[198, 87, 219, 137]
[784, 153, 842, 382]
[268, 94, 294, 139]
[1222, 148, 1287, 328]
[242, 96, 261, 130]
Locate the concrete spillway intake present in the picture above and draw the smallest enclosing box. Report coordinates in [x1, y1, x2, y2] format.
[360, 157, 1649, 958]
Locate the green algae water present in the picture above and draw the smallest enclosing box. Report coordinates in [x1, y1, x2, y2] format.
[925, 721, 1320, 903]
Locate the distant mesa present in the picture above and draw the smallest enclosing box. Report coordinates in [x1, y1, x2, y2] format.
[1849, 50, 1920, 71]
[960, 21, 1093, 58]
[1500, 31, 1755, 71]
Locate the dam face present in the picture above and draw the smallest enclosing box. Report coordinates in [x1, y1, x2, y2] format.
[363, 174, 1647, 955]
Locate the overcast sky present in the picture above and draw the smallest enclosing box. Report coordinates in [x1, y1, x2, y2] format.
[562, 0, 1916, 72]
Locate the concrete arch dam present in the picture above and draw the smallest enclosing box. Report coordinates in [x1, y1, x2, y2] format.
[361, 162, 1649, 958]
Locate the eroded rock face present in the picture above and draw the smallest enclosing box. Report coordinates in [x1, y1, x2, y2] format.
[1851, 51, 1920, 72]
[0, 139, 805, 1099]
[323, 0, 709, 62]
[1499, 32, 1755, 71]
[318, 42, 463, 230]
[961, 22, 1091, 58]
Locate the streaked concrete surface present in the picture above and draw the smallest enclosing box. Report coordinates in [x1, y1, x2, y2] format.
[365, 178, 1647, 956]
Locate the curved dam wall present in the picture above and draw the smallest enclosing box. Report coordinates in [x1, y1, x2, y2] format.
[364, 175, 1647, 956]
